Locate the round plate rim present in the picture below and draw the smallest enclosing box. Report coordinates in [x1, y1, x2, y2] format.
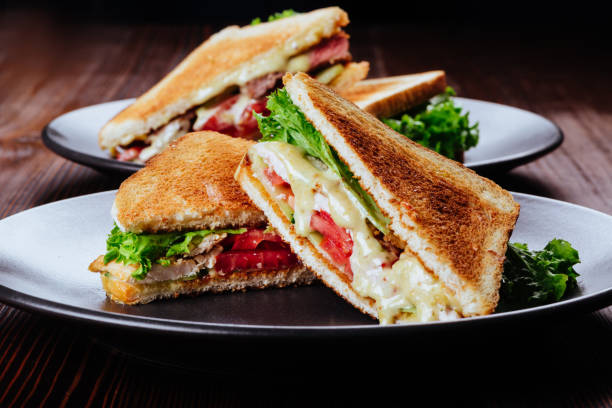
[0, 191, 610, 340]
[41, 97, 564, 175]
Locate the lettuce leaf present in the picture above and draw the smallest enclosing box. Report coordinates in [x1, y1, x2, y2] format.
[251, 9, 297, 25]
[500, 239, 580, 308]
[103, 225, 246, 280]
[383, 87, 479, 160]
[256, 89, 390, 234]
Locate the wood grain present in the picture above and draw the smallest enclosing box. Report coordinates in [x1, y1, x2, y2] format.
[1, 9, 611, 407]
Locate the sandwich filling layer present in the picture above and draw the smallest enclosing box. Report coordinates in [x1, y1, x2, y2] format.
[248, 142, 462, 323]
[92, 225, 299, 286]
[114, 33, 353, 163]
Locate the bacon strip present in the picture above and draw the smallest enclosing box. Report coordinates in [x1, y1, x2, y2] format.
[243, 72, 284, 99]
[307, 33, 350, 71]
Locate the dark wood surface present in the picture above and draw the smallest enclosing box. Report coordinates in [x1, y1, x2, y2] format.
[1, 9, 612, 407]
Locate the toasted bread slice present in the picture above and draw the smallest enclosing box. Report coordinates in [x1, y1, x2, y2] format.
[328, 61, 370, 92]
[237, 72, 519, 318]
[341, 71, 447, 118]
[113, 131, 266, 233]
[90, 256, 313, 305]
[94, 130, 314, 305]
[99, 7, 350, 151]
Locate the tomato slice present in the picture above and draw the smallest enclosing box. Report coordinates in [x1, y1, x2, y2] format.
[264, 167, 294, 208]
[199, 95, 240, 135]
[310, 210, 353, 279]
[199, 96, 269, 140]
[116, 145, 145, 162]
[310, 211, 353, 256]
[239, 99, 268, 128]
[264, 167, 289, 187]
[215, 249, 297, 275]
[200, 115, 240, 137]
[215, 228, 296, 274]
[235, 98, 269, 139]
[230, 228, 284, 251]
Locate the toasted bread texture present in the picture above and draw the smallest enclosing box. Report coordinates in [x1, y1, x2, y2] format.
[99, 7, 349, 151]
[328, 61, 370, 92]
[90, 256, 314, 305]
[114, 131, 266, 233]
[341, 71, 447, 118]
[245, 72, 519, 317]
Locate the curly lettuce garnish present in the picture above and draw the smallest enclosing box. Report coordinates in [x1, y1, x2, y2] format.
[499, 239, 580, 308]
[383, 87, 479, 160]
[251, 9, 297, 25]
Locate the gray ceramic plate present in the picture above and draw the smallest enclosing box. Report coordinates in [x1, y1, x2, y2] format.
[0, 191, 610, 339]
[42, 98, 563, 175]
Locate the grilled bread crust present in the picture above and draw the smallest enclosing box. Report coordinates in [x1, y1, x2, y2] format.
[236, 162, 378, 318]
[328, 61, 370, 92]
[90, 256, 314, 305]
[280, 72, 520, 316]
[99, 7, 349, 151]
[114, 131, 266, 233]
[341, 71, 447, 118]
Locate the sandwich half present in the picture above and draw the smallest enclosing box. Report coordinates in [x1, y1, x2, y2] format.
[99, 7, 369, 163]
[342, 71, 479, 162]
[236, 73, 520, 323]
[89, 131, 314, 305]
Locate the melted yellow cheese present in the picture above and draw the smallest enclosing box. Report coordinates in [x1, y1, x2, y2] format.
[251, 142, 461, 324]
[374, 252, 460, 323]
[188, 23, 341, 121]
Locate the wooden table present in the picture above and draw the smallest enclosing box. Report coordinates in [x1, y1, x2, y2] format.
[1, 10, 611, 407]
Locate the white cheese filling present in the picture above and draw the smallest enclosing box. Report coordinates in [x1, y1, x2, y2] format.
[250, 142, 461, 323]
[138, 113, 194, 162]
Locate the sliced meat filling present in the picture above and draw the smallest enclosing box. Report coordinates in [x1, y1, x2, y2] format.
[116, 33, 353, 163]
[102, 228, 298, 285]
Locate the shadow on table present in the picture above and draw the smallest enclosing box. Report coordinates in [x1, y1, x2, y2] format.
[82, 307, 612, 405]
[482, 169, 557, 199]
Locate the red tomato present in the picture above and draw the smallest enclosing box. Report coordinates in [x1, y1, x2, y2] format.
[199, 96, 269, 140]
[264, 167, 289, 187]
[198, 95, 240, 135]
[230, 228, 284, 251]
[212, 95, 240, 113]
[236, 98, 269, 139]
[200, 115, 239, 137]
[240, 99, 269, 124]
[116, 145, 145, 162]
[263, 167, 294, 208]
[310, 210, 353, 279]
[215, 249, 297, 275]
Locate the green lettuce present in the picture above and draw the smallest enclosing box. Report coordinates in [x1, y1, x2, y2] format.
[251, 9, 297, 25]
[256, 89, 390, 234]
[103, 225, 245, 280]
[500, 239, 580, 308]
[383, 87, 479, 160]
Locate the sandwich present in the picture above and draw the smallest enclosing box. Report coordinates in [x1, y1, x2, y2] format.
[235, 72, 520, 323]
[89, 131, 314, 305]
[342, 71, 479, 162]
[99, 7, 369, 163]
